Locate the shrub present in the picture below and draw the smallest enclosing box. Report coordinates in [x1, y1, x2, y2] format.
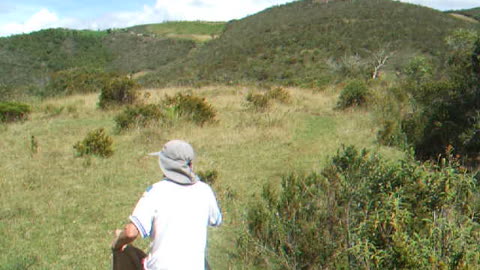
[73, 128, 113, 158]
[98, 77, 139, 109]
[336, 80, 369, 109]
[162, 93, 216, 125]
[114, 104, 164, 130]
[46, 68, 117, 97]
[0, 102, 31, 123]
[196, 169, 219, 185]
[245, 92, 270, 111]
[266, 87, 291, 104]
[239, 145, 480, 269]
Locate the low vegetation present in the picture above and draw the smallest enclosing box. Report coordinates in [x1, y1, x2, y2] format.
[114, 104, 164, 131]
[239, 146, 480, 269]
[162, 93, 217, 126]
[0, 101, 31, 122]
[336, 80, 369, 109]
[98, 77, 139, 109]
[73, 128, 114, 158]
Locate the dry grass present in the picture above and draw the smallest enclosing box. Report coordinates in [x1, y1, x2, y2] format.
[0, 85, 402, 269]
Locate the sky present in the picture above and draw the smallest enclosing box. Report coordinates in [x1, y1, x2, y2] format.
[1, 0, 479, 37]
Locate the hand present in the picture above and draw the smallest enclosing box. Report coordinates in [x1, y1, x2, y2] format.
[111, 229, 126, 251]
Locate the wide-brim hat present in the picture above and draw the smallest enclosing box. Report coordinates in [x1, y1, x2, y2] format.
[149, 140, 198, 185]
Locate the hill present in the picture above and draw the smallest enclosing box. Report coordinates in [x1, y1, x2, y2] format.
[126, 21, 226, 42]
[0, 22, 223, 96]
[142, 0, 479, 88]
[447, 7, 480, 21]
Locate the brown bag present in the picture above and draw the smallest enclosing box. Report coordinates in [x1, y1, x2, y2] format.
[112, 245, 147, 270]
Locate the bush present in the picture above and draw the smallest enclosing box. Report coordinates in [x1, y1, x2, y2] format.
[98, 77, 139, 109]
[196, 169, 219, 185]
[73, 128, 114, 158]
[46, 68, 117, 97]
[239, 146, 480, 269]
[0, 102, 31, 123]
[336, 80, 369, 109]
[114, 104, 164, 130]
[162, 93, 216, 125]
[266, 87, 292, 104]
[245, 92, 271, 111]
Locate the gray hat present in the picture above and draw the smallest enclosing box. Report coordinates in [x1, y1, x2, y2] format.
[149, 140, 198, 185]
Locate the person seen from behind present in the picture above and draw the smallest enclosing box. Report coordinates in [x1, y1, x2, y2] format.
[111, 139, 222, 270]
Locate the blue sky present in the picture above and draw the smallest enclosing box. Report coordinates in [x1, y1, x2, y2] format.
[1, 0, 479, 37]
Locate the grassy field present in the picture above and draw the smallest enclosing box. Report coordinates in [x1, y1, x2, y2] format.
[0, 85, 403, 269]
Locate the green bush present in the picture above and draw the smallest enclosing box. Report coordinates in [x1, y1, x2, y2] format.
[73, 128, 113, 158]
[196, 169, 219, 185]
[98, 77, 139, 109]
[162, 93, 216, 125]
[336, 80, 369, 109]
[45, 68, 117, 97]
[114, 104, 164, 130]
[239, 145, 480, 269]
[0, 102, 31, 123]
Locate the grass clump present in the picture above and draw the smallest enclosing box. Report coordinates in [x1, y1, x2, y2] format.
[197, 169, 219, 186]
[0, 101, 31, 123]
[114, 104, 164, 131]
[73, 128, 114, 158]
[245, 87, 292, 111]
[162, 93, 217, 126]
[336, 80, 369, 109]
[98, 77, 139, 109]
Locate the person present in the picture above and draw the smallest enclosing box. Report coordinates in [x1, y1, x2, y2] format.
[112, 139, 222, 270]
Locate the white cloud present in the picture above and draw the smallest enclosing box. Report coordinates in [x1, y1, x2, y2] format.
[153, 0, 285, 21]
[399, 0, 480, 11]
[0, 8, 73, 36]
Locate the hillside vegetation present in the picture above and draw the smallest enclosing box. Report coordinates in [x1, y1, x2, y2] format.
[448, 7, 480, 21]
[142, 0, 479, 87]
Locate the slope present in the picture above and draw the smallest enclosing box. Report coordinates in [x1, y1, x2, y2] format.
[143, 0, 478, 87]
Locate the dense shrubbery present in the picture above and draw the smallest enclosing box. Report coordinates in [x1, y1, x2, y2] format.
[162, 93, 217, 125]
[238, 146, 480, 269]
[114, 104, 164, 130]
[98, 77, 139, 109]
[0, 102, 31, 123]
[377, 30, 480, 163]
[73, 128, 114, 158]
[45, 68, 118, 97]
[143, 0, 475, 88]
[336, 80, 369, 109]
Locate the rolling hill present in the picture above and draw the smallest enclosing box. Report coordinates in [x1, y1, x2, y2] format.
[142, 0, 479, 87]
[1, 0, 479, 97]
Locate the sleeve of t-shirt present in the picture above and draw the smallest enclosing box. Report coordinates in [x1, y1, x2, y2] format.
[129, 186, 155, 238]
[208, 187, 222, 227]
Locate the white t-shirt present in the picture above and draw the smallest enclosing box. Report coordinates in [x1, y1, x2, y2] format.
[130, 179, 222, 270]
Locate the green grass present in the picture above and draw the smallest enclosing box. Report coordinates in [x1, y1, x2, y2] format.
[0, 86, 403, 269]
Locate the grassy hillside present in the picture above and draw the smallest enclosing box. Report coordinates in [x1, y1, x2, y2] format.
[0, 85, 403, 269]
[0, 24, 203, 95]
[448, 7, 480, 21]
[127, 21, 226, 42]
[142, 0, 478, 87]
[0, 29, 111, 87]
